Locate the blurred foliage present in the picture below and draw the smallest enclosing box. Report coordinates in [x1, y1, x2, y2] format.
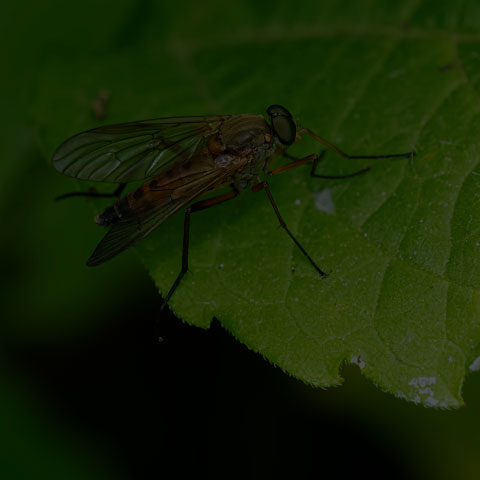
[3, 0, 480, 478]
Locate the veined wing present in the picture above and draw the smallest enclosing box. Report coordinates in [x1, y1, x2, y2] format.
[52, 115, 230, 183]
[86, 159, 246, 266]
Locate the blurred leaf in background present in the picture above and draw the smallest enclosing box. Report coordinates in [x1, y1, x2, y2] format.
[4, 0, 480, 478]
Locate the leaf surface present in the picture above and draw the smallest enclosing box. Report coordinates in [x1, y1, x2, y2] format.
[33, 0, 480, 406]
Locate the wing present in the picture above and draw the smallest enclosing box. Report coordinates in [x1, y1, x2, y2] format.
[86, 159, 245, 266]
[52, 115, 230, 183]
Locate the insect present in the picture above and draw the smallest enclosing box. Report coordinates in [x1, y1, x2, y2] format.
[53, 105, 414, 309]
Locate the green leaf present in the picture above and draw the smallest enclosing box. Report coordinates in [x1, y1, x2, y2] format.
[32, 0, 480, 407]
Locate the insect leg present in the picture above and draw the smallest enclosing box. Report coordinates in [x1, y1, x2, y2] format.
[160, 190, 238, 311]
[268, 153, 317, 175]
[298, 127, 415, 160]
[55, 183, 126, 201]
[269, 151, 369, 179]
[251, 181, 327, 278]
[310, 151, 370, 179]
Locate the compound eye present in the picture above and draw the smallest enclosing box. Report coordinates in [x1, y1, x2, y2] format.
[272, 114, 296, 145]
[267, 104, 291, 117]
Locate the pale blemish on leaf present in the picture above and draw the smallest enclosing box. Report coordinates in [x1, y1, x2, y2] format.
[408, 377, 438, 406]
[350, 354, 366, 369]
[469, 356, 480, 372]
[314, 189, 336, 215]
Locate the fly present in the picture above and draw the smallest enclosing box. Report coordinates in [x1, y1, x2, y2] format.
[52, 105, 415, 309]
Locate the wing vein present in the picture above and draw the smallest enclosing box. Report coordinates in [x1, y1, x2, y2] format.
[52, 116, 228, 182]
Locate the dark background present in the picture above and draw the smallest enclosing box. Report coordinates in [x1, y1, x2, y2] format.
[2, 1, 480, 478]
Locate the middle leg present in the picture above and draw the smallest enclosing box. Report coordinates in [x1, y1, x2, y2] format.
[160, 190, 238, 311]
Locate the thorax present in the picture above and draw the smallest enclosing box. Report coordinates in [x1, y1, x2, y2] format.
[212, 114, 278, 191]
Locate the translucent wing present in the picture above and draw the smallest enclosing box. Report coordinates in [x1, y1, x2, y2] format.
[52, 116, 229, 183]
[86, 158, 246, 266]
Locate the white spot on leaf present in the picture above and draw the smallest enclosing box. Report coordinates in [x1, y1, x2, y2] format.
[469, 355, 480, 372]
[350, 355, 366, 369]
[408, 376, 437, 402]
[409, 376, 436, 388]
[314, 189, 336, 215]
[424, 396, 439, 407]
